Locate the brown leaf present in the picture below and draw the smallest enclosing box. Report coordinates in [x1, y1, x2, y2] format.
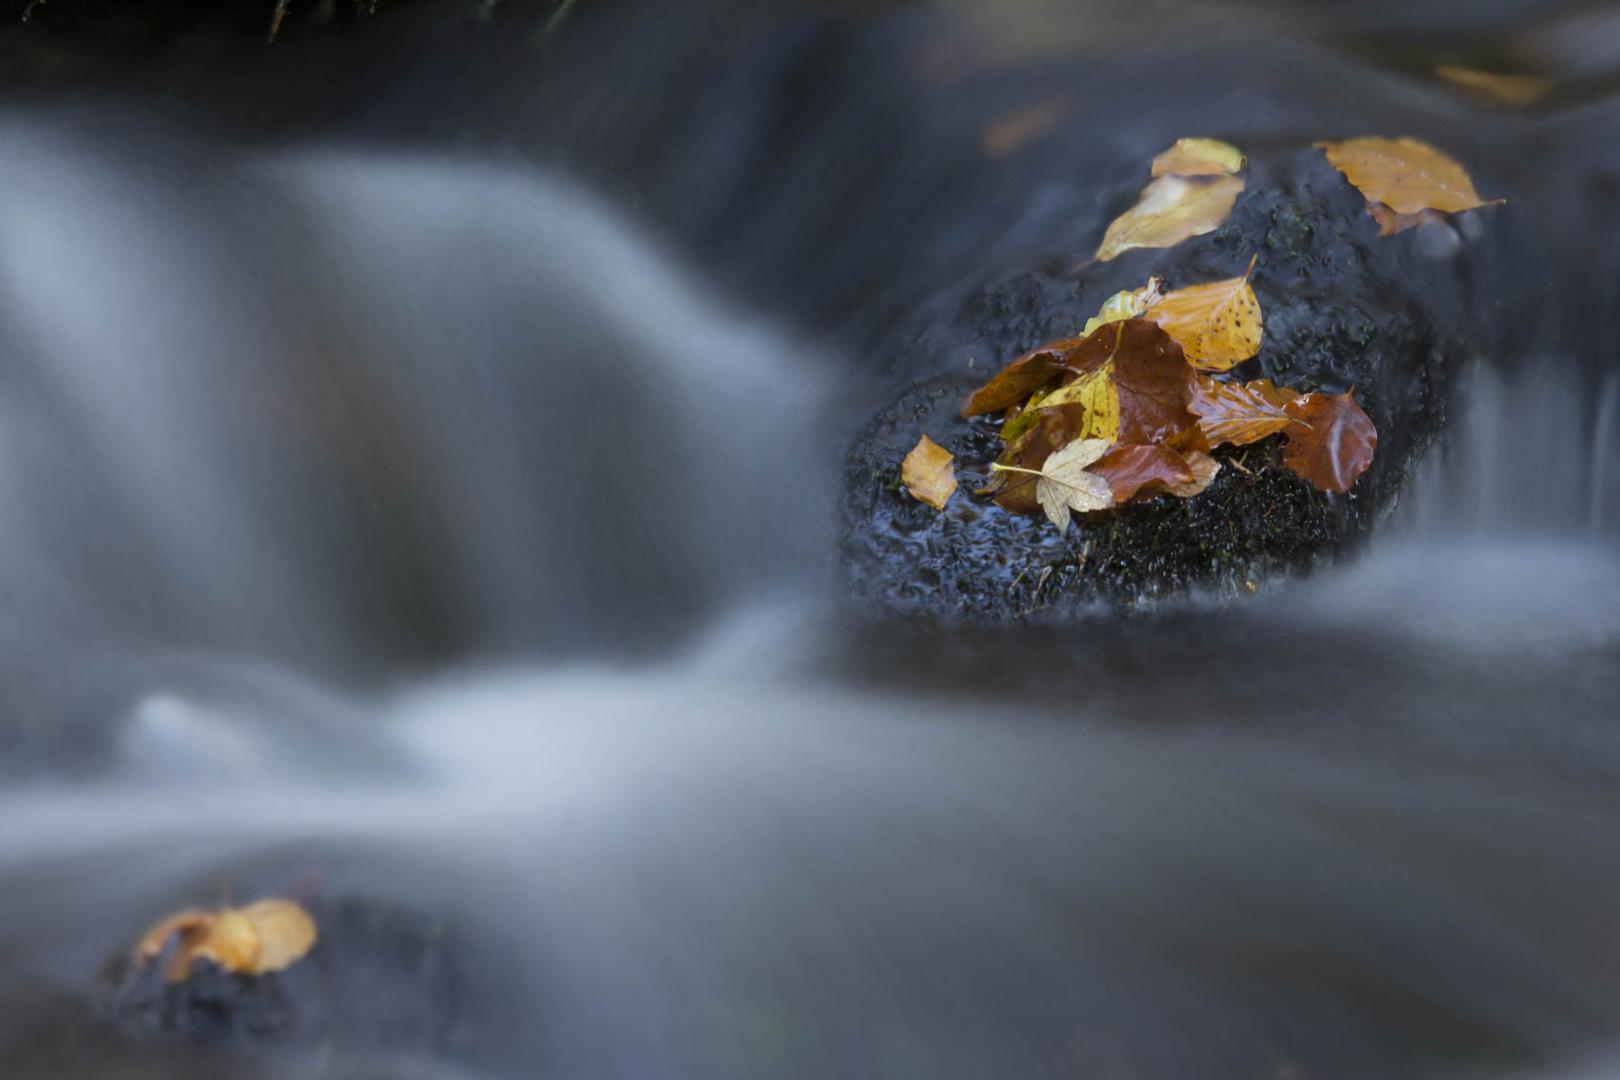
[1365, 203, 1452, 237]
[980, 403, 1091, 514]
[1144, 256, 1262, 371]
[1188, 376, 1299, 447]
[1167, 450, 1221, 498]
[1151, 138, 1246, 178]
[1280, 391, 1377, 493]
[900, 434, 958, 511]
[1317, 137, 1503, 223]
[1090, 444, 1196, 503]
[1095, 174, 1245, 262]
[1110, 319, 1198, 445]
[961, 333, 1115, 417]
[1247, 378, 1301, 409]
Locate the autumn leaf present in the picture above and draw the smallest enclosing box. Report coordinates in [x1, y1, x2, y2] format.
[1145, 256, 1262, 371]
[1079, 277, 1164, 338]
[1280, 390, 1377, 493]
[1167, 450, 1222, 497]
[980, 402, 1093, 513]
[961, 331, 1117, 417]
[1095, 173, 1245, 262]
[1434, 64, 1552, 108]
[1317, 137, 1503, 235]
[134, 898, 318, 984]
[992, 437, 1114, 533]
[1090, 444, 1196, 503]
[1187, 375, 1301, 447]
[901, 434, 957, 511]
[1247, 378, 1300, 409]
[1151, 137, 1246, 178]
[1109, 319, 1198, 444]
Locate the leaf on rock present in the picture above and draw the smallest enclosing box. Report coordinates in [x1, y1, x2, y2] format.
[980, 403, 1092, 513]
[1095, 173, 1245, 262]
[1151, 137, 1246, 178]
[1280, 391, 1377, 493]
[1434, 64, 1552, 108]
[901, 434, 958, 511]
[1247, 378, 1300, 409]
[1090, 444, 1196, 503]
[134, 898, 319, 984]
[1079, 277, 1164, 338]
[993, 437, 1114, 533]
[1145, 256, 1262, 371]
[1188, 375, 1300, 447]
[1167, 449, 1221, 497]
[961, 331, 1117, 417]
[1317, 137, 1503, 232]
[1037, 362, 1120, 442]
[1110, 319, 1198, 445]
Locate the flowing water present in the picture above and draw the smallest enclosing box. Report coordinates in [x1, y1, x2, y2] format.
[3, 2, 1620, 1078]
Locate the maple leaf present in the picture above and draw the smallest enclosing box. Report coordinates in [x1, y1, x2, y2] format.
[1187, 375, 1302, 447]
[980, 402, 1093, 514]
[1151, 138, 1246, 178]
[1090, 444, 1196, 503]
[1095, 173, 1245, 262]
[992, 437, 1114, 533]
[134, 898, 318, 984]
[1145, 256, 1263, 371]
[1280, 391, 1378, 493]
[900, 434, 957, 511]
[1317, 137, 1503, 235]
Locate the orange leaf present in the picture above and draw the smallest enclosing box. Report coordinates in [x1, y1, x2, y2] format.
[1144, 256, 1262, 371]
[1187, 376, 1299, 447]
[133, 897, 318, 984]
[900, 434, 958, 511]
[960, 332, 1115, 418]
[1280, 391, 1378, 493]
[1151, 138, 1246, 178]
[1167, 450, 1222, 498]
[1317, 137, 1503, 223]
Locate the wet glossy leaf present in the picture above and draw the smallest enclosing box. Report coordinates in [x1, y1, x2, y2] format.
[1090, 444, 1196, 503]
[1166, 449, 1221, 498]
[980, 403, 1092, 513]
[1037, 362, 1119, 442]
[1247, 378, 1301, 409]
[134, 898, 318, 984]
[1110, 319, 1198, 445]
[993, 437, 1114, 533]
[1188, 376, 1300, 447]
[901, 434, 957, 511]
[1145, 256, 1262, 371]
[1280, 391, 1377, 493]
[961, 332, 1116, 417]
[1151, 137, 1246, 178]
[1095, 173, 1245, 262]
[1317, 137, 1503, 232]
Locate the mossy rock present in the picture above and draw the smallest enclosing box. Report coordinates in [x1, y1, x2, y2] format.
[842, 143, 1506, 620]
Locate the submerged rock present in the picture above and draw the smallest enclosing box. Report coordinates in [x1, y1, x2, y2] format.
[98, 896, 468, 1054]
[842, 143, 1508, 619]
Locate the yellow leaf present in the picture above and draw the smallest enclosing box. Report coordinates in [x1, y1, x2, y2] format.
[900, 434, 957, 511]
[1151, 137, 1246, 178]
[133, 897, 318, 984]
[1095, 174, 1244, 262]
[1079, 277, 1163, 338]
[1144, 256, 1262, 371]
[1317, 136, 1503, 222]
[1039, 360, 1120, 442]
[1434, 64, 1552, 108]
[992, 437, 1114, 533]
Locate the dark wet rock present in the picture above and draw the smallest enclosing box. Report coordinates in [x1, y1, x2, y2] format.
[843, 142, 1510, 619]
[98, 896, 469, 1055]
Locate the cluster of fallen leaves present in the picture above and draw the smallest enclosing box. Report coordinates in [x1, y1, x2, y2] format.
[902, 134, 1500, 532]
[133, 897, 318, 984]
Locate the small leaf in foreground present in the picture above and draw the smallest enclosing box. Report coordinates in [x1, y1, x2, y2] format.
[1095, 173, 1245, 262]
[992, 437, 1114, 533]
[1145, 256, 1262, 371]
[901, 434, 958, 511]
[1151, 137, 1246, 178]
[134, 898, 318, 984]
[1280, 391, 1377, 493]
[1317, 137, 1502, 233]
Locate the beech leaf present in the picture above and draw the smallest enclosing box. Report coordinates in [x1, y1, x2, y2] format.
[1090, 444, 1196, 503]
[1095, 173, 1245, 262]
[1280, 391, 1378, 493]
[1188, 375, 1300, 447]
[1317, 137, 1503, 233]
[1079, 277, 1164, 338]
[1167, 449, 1222, 498]
[992, 437, 1113, 533]
[134, 898, 318, 984]
[961, 331, 1117, 417]
[900, 434, 957, 511]
[1145, 256, 1262, 371]
[1151, 137, 1246, 178]
[1038, 362, 1120, 441]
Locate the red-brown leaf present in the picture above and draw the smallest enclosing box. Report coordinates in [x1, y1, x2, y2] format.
[1090, 444, 1196, 503]
[1187, 376, 1298, 447]
[1280, 391, 1378, 493]
[960, 332, 1118, 418]
[979, 403, 1092, 513]
[1110, 319, 1198, 445]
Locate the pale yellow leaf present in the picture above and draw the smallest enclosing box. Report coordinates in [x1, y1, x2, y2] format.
[1145, 257, 1262, 371]
[1079, 277, 1163, 338]
[1151, 137, 1246, 178]
[900, 434, 957, 511]
[239, 899, 319, 974]
[1096, 174, 1245, 263]
[1034, 438, 1115, 533]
